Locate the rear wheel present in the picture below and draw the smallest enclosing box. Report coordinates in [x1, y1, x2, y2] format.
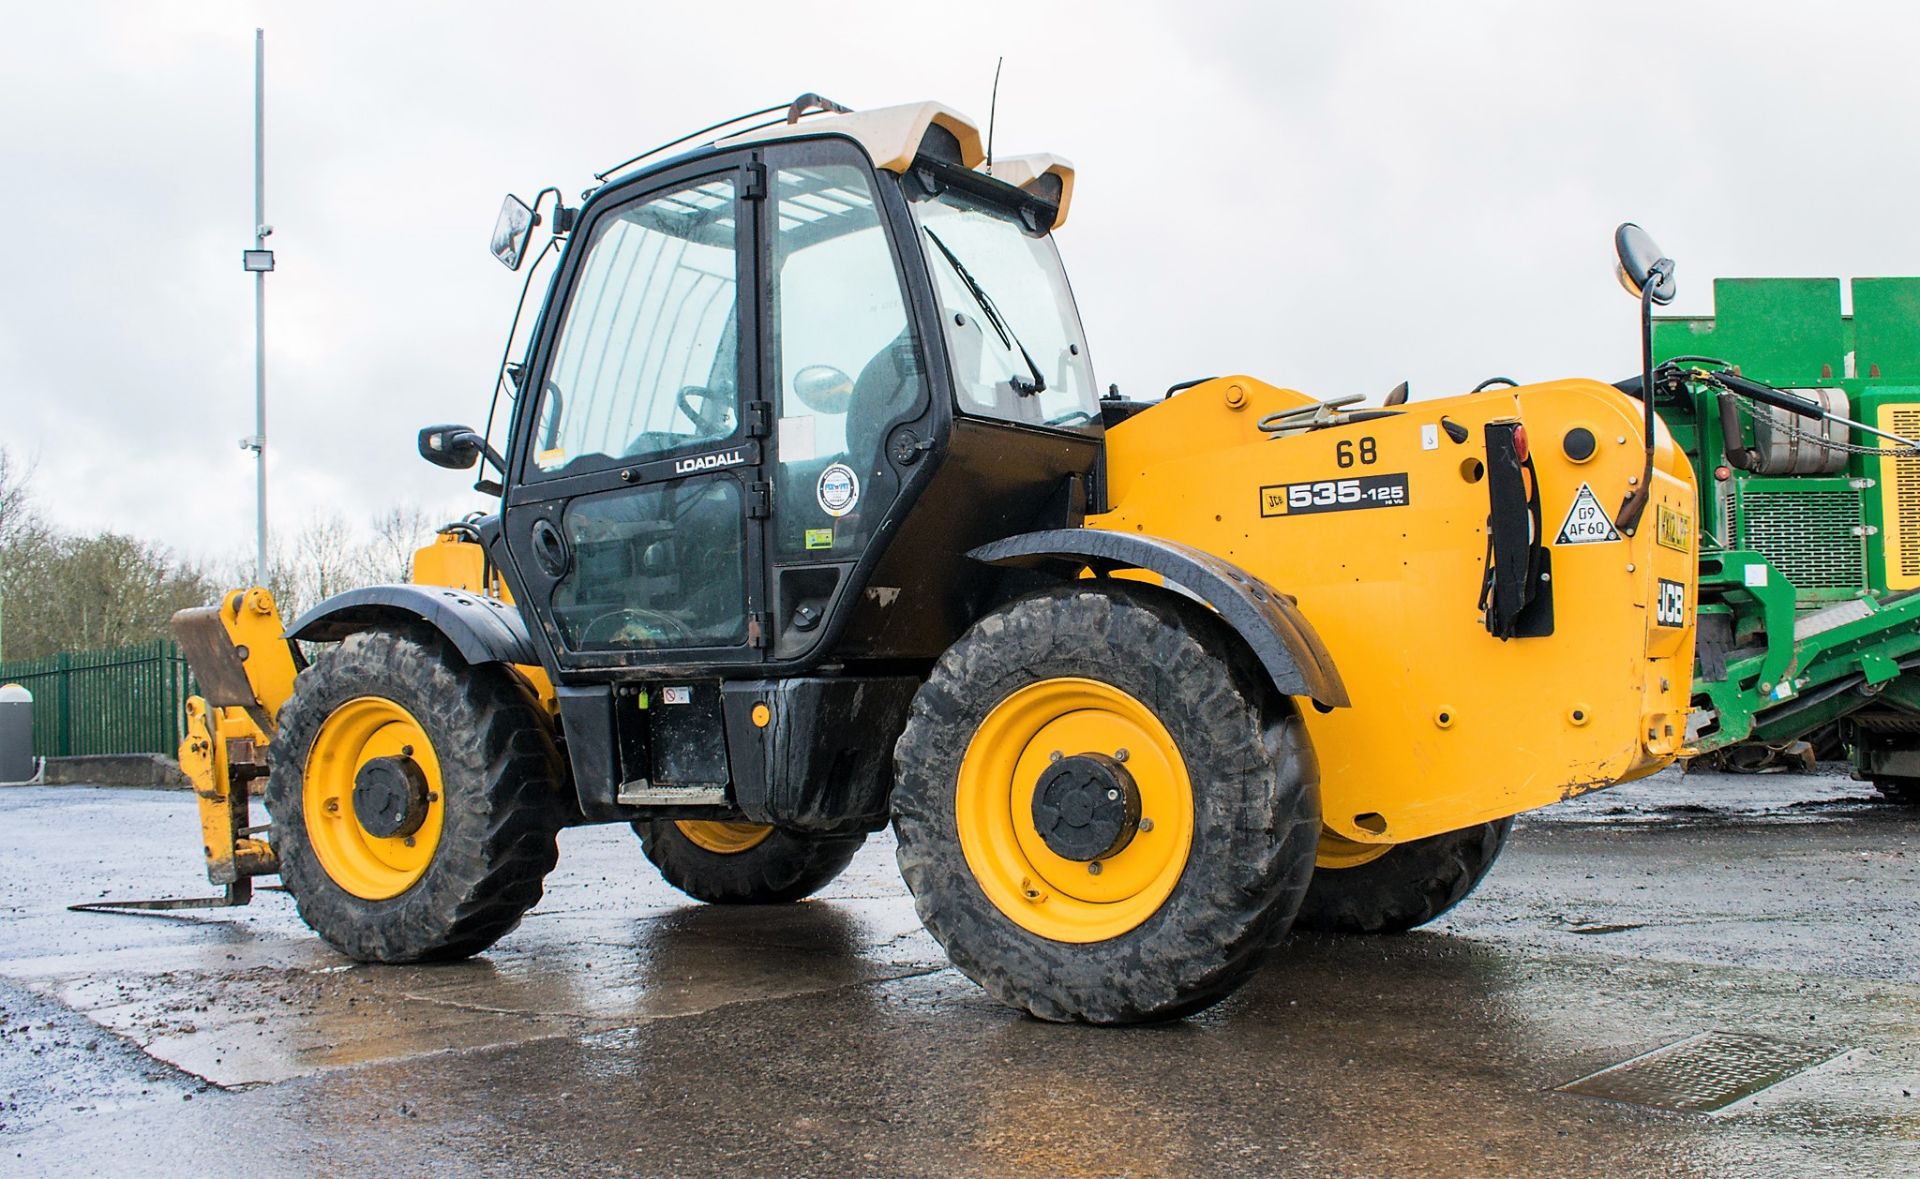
[1295, 819, 1513, 934]
[893, 585, 1320, 1024]
[635, 820, 865, 903]
[266, 629, 564, 962]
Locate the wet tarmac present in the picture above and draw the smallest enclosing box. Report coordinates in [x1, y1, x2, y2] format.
[1, 768, 1915, 1177]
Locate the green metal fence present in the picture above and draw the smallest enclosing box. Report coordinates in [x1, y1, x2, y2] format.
[0, 640, 197, 757]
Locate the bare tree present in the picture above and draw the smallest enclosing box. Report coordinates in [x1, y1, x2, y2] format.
[258, 503, 449, 621]
[0, 447, 39, 549]
[0, 529, 217, 660]
[0, 489, 456, 661]
[365, 504, 441, 584]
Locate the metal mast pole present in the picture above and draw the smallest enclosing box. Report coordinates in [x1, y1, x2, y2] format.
[251, 27, 268, 587]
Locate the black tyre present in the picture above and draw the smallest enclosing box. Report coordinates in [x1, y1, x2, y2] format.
[893, 584, 1320, 1024]
[635, 820, 865, 903]
[1294, 818, 1513, 934]
[266, 629, 564, 962]
[1870, 776, 1920, 806]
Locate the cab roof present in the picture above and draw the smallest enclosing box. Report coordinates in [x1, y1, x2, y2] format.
[603, 96, 1076, 228]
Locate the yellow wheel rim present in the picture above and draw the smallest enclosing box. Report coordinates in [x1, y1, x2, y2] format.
[956, 677, 1195, 944]
[303, 696, 445, 900]
[1315, 827, 1394, 870]
[676, 820, 774, 855]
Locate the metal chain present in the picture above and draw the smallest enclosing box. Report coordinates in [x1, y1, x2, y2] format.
[1725, 390, 1920, 458]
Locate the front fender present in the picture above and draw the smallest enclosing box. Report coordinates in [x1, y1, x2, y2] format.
[286, 584, 539, 668]
[969, 529, 1348, 708]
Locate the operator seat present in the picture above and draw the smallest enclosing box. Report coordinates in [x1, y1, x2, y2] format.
[845, 331, 922, 473]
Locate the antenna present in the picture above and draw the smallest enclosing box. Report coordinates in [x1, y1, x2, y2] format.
[985, 56, 1003, 174]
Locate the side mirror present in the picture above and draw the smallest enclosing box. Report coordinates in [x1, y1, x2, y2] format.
[793, 364, 854, 414]
[491, 195, 536, 271]
[418, 424, 484, 470]
[1614, 223, 1676, 305]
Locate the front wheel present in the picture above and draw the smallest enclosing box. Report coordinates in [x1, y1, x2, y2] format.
[893, 585, 1321, 1024]
[267, 629, 564, 963]
[634, 820, 865, 903]
[1294, 819, 1513, 934]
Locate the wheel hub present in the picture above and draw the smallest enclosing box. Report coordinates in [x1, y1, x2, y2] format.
[1031, 753, 1141, 862]
[352, 755, 430, 839]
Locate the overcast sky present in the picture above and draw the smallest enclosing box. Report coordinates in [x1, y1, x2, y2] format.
[5, 1, 1918, 565]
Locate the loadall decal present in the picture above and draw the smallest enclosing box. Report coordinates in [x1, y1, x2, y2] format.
[1259, 473, 1410, 517]
[673, 448, 747, 475]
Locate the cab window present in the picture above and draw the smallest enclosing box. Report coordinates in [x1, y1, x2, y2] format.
[531, 177, 740, 475]
[909, 182, 1097, 430]
[768, 163, 925, 558]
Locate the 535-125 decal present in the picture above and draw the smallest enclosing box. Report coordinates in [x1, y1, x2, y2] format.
[1260, 473, 1411, 517]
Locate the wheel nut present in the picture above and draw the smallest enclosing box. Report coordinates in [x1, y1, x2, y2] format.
[1114, 748, 1129, 762]
[1106, 788, 1119, 801]
[1139, 817, 1155, 832]
[1087, 861, 1103, 875]
[1049, 750, 1063, 763]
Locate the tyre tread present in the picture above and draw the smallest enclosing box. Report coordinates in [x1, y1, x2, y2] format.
[893, 583, 1320, 1024]
[1294, 818, 1513, 935]
[266, 629, 563, 963]
[635, 822, 865, 904]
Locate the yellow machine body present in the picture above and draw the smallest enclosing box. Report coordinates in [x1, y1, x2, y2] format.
[1091, 376, 1697, 852]
[171, 539, 556, 895]
[411, 531, 509, 598]
[172, 587, 302, 894]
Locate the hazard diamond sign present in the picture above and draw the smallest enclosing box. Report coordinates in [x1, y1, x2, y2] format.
[1555, 483, 1621, 544]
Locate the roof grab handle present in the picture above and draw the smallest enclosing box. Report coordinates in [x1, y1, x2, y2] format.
[786, 93, 851, 123]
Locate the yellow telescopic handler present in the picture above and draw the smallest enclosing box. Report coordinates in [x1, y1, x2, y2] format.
[150, 96, 1696, 1023]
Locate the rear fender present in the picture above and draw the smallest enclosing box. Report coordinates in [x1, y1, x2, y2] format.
[969, 529, 1348, 708]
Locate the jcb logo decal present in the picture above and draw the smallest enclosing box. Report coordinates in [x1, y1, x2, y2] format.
[1655, 578, 1687, 628]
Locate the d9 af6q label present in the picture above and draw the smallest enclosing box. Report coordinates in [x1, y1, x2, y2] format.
[1260, 473, 1411, 518]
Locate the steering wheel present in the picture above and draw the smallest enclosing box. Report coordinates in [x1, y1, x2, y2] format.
[676, 385, 732, 435]
[579, 607, 696, 648]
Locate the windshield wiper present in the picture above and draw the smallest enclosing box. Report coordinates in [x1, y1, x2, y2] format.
[924, 228, 1047, 396]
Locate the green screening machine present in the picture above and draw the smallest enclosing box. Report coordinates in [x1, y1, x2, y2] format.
[1651, 276, 1920, 801]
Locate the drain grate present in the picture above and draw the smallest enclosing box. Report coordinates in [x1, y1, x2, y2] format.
[1557, 1031, 1842, 1113]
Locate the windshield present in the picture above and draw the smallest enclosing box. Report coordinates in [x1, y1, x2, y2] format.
[908, 183, 1098, 429]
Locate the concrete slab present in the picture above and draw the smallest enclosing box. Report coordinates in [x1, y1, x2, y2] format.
[0, 770, 1916, 1176]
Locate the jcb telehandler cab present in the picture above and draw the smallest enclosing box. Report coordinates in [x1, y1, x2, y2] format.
[167, 96, 1697, 1023]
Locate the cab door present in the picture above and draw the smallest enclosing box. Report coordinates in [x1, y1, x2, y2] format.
[501, 158, 768, 674]
[753, 139, 934, 661]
